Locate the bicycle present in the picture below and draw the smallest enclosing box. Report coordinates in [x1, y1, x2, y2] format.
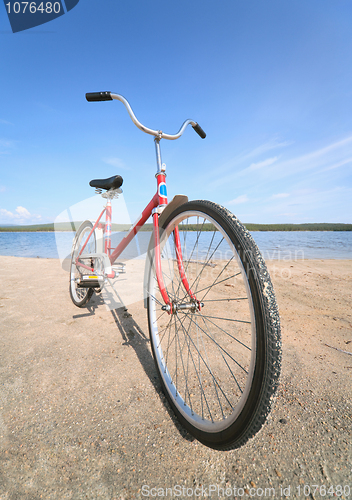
[69, 91, 282, 450]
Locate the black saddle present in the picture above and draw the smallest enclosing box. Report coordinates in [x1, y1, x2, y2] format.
[89, 175, 123, 191]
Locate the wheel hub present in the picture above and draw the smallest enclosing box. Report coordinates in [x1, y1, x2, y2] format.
[162, 300, 204, 314]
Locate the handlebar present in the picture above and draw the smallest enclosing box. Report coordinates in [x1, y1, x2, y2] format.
[85, 91, 112, 102]
[85, 91, 206, 140]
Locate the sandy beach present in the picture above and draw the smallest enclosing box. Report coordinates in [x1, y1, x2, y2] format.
[0, 256, 351, 499]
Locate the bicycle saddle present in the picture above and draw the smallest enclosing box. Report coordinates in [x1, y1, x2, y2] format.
[89, 175, 123, 191]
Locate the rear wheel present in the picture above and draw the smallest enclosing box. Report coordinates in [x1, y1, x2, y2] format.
[69, 220, 96, 307]
[147, 200, 281, 449]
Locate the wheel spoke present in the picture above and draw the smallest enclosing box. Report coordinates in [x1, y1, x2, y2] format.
[179, 235, 225, 304]
[198, 311, 244, 395]
[202, 297, 248, 302]
[194, 272, 242, 296]
[147, 202, 281, 448]
[174, 218, 207, 299]
[199, 314, 251, 325]
[174, 313, 223, 421]
[196, 312, 251, 351]
[180, 310, 249, 375]
[199, 255, 235, 303]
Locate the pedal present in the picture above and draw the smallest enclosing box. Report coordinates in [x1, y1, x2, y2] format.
[77, 275, 105, 288]
[112, 262, 126, 274]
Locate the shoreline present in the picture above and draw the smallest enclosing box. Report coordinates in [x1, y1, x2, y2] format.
[1, 255, 352, 261]
[1, 222, 352, 233]
[1, 228, 352, 233]
[1, 231, 352, 260]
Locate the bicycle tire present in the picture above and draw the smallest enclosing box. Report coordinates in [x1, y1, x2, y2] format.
[147, 200, 281, 449]
[69, 220, 96, 307]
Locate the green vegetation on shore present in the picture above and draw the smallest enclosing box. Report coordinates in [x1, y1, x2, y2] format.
[245, 223, 352, 231]
[0, 222, 351, 232]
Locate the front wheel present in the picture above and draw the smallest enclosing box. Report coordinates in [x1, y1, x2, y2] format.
[147, 200, 281, 449]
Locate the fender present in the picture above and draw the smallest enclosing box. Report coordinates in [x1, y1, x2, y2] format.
[143, 195, 188, 308]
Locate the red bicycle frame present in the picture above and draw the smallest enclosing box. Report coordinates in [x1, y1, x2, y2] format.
[75, 169, 198, 310]
[75, 92, 206, 311]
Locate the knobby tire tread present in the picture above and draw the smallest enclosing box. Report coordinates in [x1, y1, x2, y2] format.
[148, 200, 281, 450]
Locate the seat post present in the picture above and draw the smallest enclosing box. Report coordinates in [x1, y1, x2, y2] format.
[105, 198, 112, 255]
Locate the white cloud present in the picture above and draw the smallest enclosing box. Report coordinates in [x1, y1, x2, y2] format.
[0, 206, 42, 224]
[214, 134, 352, 196]
[0, 208, 14, 218]
[208, 138, 291, 189]
[236, 139, 291, 164]
[228, 194, 249, 205]
[319, 157, 352, 172]
[271, 193, 290, 199]
[247, 157, 278, 171]
[16, 206, 31, 218]
[0, 138, 15, 155]
[267, 135, 352, 178]
[102, 157, 129, 170]
[279, 212, 298, 218]
[0, 139, 14, 148]
[0, 119, 14, 125]
[292, 188, 316, 196]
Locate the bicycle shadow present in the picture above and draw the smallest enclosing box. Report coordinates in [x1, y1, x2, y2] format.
[74, 291, 194, 444]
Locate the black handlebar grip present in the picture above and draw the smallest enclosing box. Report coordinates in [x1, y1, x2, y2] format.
[192, 123, 206, 139]
[86, 91, 113, 102]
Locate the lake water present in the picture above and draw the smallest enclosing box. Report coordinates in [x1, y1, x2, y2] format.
[0, 230, 351, 260]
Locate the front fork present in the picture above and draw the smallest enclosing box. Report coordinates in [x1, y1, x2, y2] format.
[152, 212, 202, 314]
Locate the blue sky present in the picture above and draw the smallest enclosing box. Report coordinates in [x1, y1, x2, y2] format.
[1, 0, 352, 225]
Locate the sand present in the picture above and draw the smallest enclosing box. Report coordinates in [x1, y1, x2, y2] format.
[0, 256, 351, 499]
